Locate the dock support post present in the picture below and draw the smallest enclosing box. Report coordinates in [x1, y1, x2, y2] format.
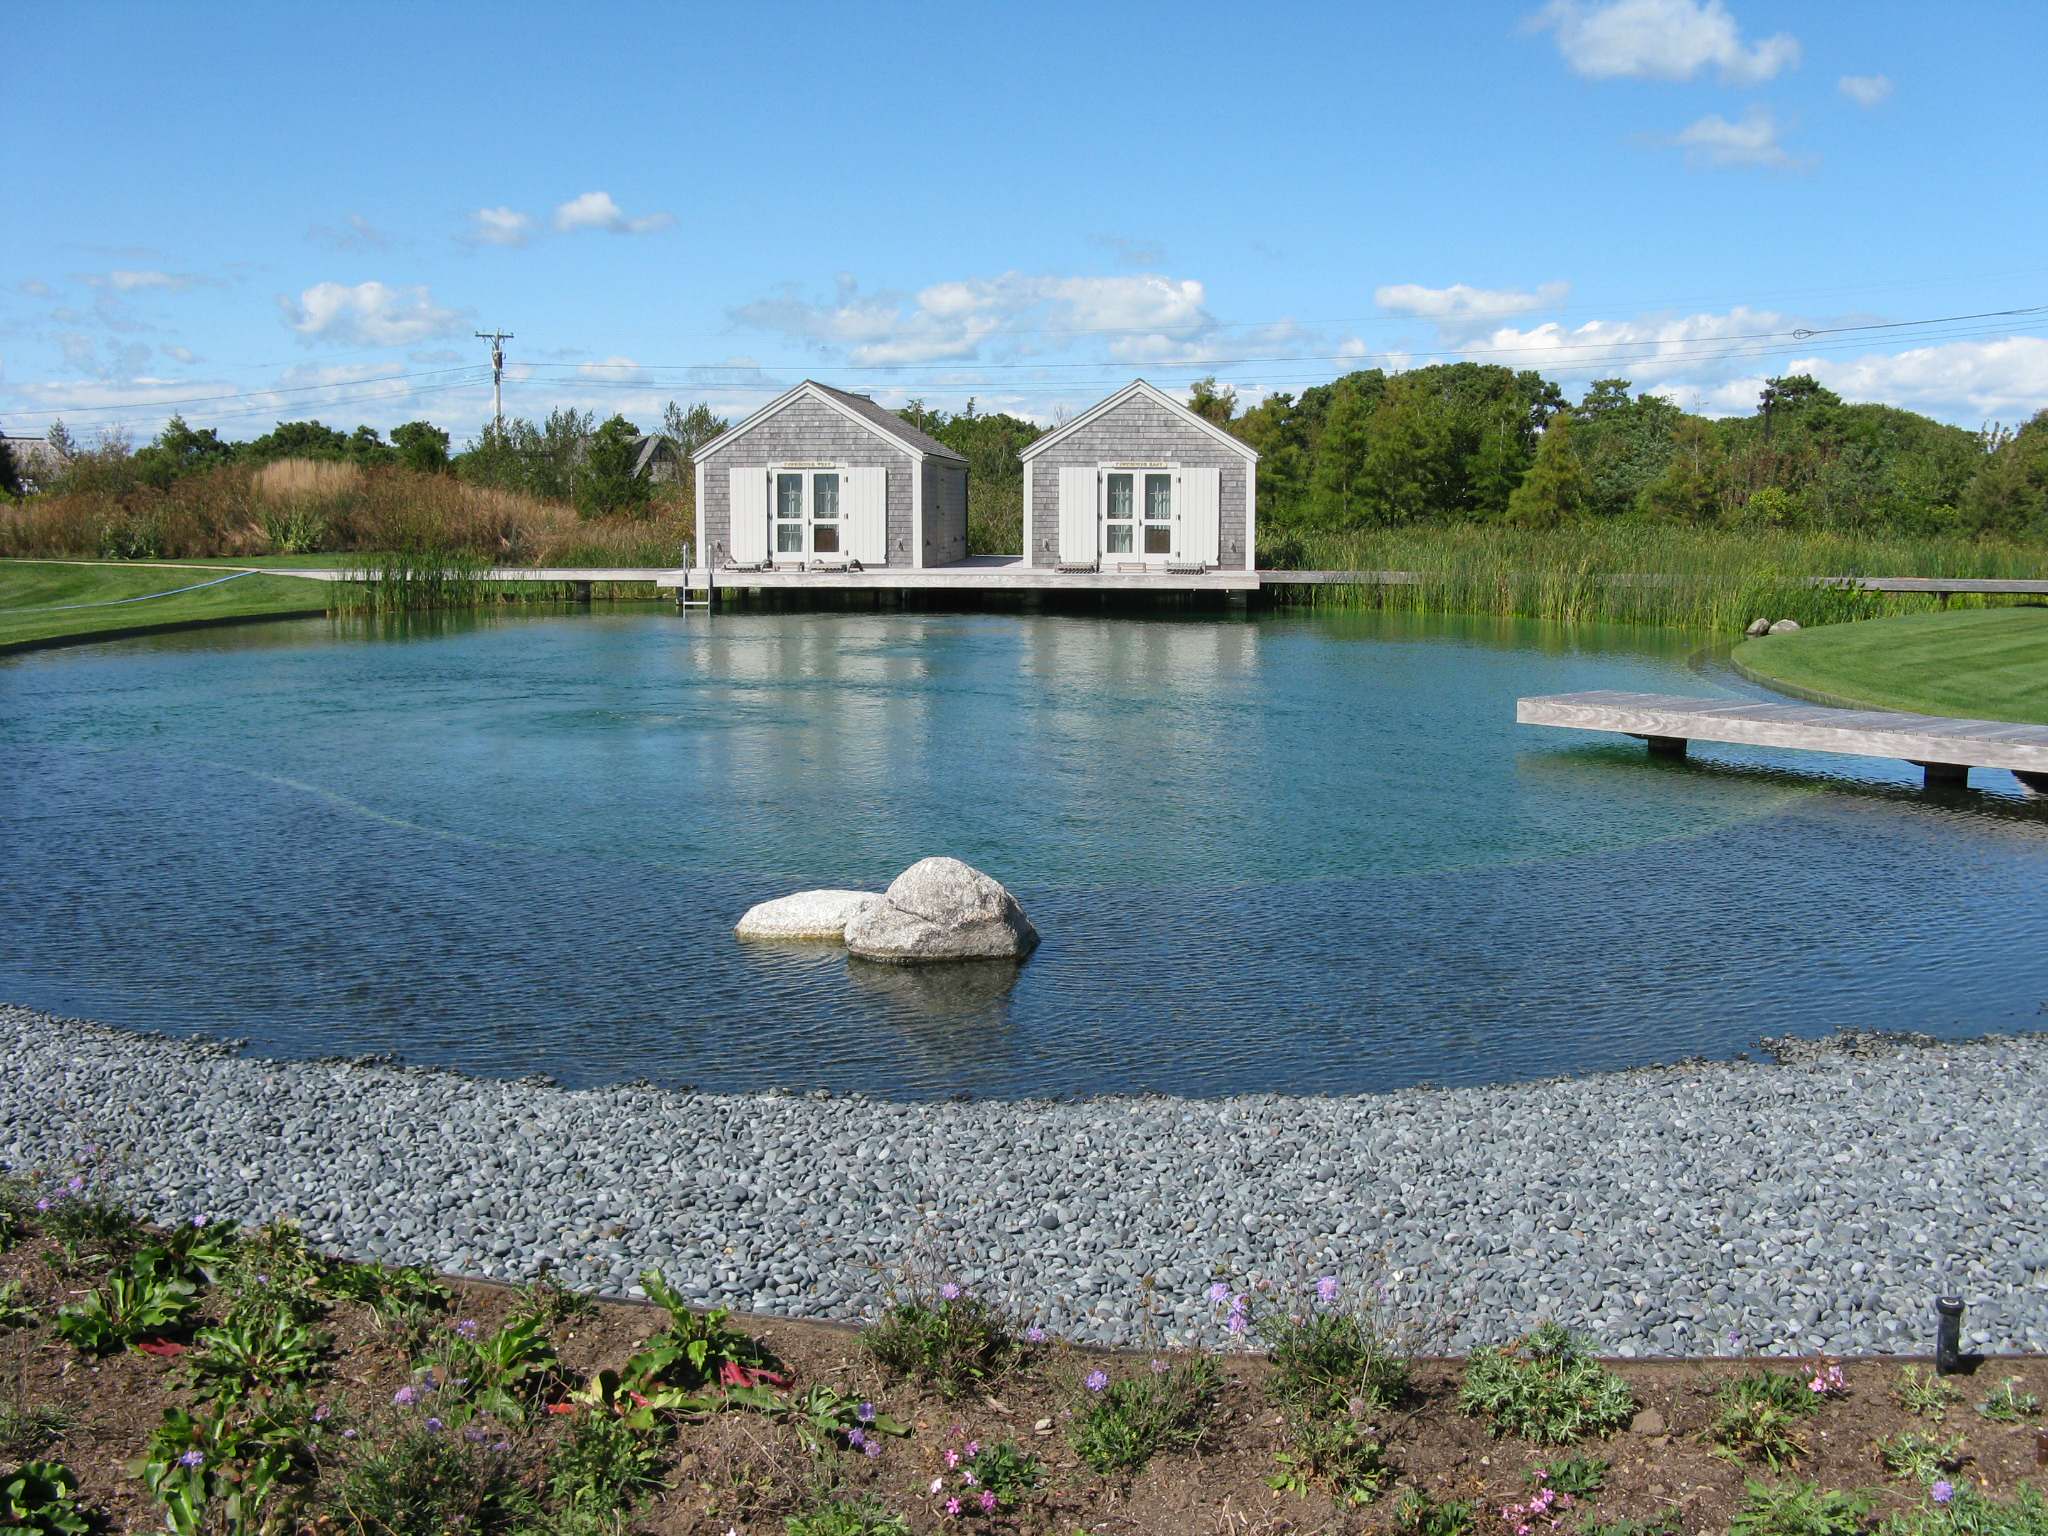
[572, 580, 593, 604]
[1916, 760, 1969, 788]
[1644, 735, 1688, 759]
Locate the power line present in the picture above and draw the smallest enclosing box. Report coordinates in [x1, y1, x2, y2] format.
[476, 329, 515, 427]
[1, 365, 490, 421]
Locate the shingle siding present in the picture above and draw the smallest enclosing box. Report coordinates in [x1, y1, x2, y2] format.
[923, 459, 968, 565]
[1025, 396, 1252, 570]
[697, 395, 915, 565]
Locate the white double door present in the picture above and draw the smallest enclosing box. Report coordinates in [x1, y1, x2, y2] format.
[1101, 469, 1176, 563]
[773, 468, 843, 559]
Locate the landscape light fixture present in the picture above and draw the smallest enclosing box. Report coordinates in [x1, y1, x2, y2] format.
[1934, 1295, 1965, 1375]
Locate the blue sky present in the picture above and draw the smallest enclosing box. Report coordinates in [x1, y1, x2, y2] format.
[5, 0, 2045, 446]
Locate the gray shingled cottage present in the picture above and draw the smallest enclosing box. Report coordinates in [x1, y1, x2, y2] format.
[693, 381, 968, 570]
[1017, 379, 1258, 574]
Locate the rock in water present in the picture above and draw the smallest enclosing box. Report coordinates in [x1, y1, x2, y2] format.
[845, 857, 1038, 963]
[1744, 617, 1772, 637]
[1767, 618, 1802, 635]
[734, 890, 879, 941]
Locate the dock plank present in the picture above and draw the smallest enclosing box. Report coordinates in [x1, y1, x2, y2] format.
[1516, 690, 2048, 779]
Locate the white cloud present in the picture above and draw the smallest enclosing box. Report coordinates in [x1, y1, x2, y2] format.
[552, 191, 674, 236]
[1462, 306, 1793, 385]
[1790, 337, 2048, 421]
[281, 281, 468, 346]
[1838, 73, 1893, 108]
[161, 344, 198, 364]
[468, 206, 535, 247]
[81, 269, 203, 293]
[1672, 106, 1801, 168]
[1376, 280, 1571, 321]
[1532, 0, 1799, 83]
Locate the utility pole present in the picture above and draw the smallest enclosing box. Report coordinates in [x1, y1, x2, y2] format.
[475, 329, 514, 428]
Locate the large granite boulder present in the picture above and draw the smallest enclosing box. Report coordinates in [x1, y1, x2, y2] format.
[1744, 617, 1772, 638]
[845, 857, 1038, 964]
[734, 889, 878, 941]
[1767, 618, 1803, 635]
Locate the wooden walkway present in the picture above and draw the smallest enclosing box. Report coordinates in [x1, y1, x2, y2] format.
[1517, 690, 2048, 788]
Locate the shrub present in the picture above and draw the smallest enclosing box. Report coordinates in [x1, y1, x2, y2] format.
[1895, 1366, 1962, 1422]
[1268, 1410, 1393, 1506]
[141, 1403, 314, 1535]
[1729, 1478, 1878, 1536]
[624, 1270, 778, 1396]
[860, 1283, 1018, 1400]
[218, 1219, 327, 1326]
[785, 1497, 913, 1536]
[1458, 1324, 1636, 1444]
[1711, 1370, 1828, 1469]
[322, 1422, 536, 1534]
[35, 1181, 142, 1268]
[426, 1313, 561, 1423]
[1067, 1356, 1221, 1475]
[0, 1460, 91, 1535]
[183, 1312, 331, 1409]
[1257, 1277, 1411, 1415]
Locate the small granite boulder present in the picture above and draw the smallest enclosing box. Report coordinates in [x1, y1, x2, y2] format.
[845, 856, 1038, 964]
[1767, 618, 1802, 635]
[734, 889, 879, 942]
[1744, 617, 1772, 637]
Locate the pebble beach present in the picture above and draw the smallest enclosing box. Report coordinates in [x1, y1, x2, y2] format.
[4, 1003, 2044, 1357]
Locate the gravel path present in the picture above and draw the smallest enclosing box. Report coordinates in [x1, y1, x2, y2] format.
[5, 1004, 2044, 1357]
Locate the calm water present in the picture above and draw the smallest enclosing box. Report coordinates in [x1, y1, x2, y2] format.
[4, 607, 2045, 1099]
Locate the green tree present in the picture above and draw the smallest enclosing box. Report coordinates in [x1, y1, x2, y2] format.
[1185, 376, 1238, 426]
[391, 420, 451, 475]
[1506, 412, 1591, 528]
[1467, 412, 1533, 519]
[0, 433, 19, 498]
[1305, 375, 1382, 526]
[1355, 374, 1457, 525]
[134, 414, 235, 487]
[661, 400, 729, 464]
[1636, 416, 1729, 524]
[243, 419, 350, 462]
[576, 413, 651, 519]
[1960, 410, 2048, 537]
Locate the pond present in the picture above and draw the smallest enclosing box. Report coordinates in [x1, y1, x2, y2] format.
[4, 607, 2044, 1099]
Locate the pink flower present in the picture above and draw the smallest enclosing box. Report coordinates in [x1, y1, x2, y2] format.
[945, 1497, 961, 1516]
[963, 1473, 978, 1487]
[965, 1440, 979, 1457]
[944, 1449, 960, 1468]
[929, 1478, 944, 1495]
[979, 1490, 997, 1513]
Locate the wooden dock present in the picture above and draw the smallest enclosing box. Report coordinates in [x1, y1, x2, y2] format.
[1516, 690, 2048, 789]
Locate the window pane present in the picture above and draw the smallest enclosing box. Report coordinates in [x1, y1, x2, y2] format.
[776, 524, 803, 553]
[1145, 473, 1172, 520]
[1106, 525, 1133, 554]
[814, 525, 839, 553]
[1106, 473, 1134, 519]
[813, 473, 839, 520]
[1144, 525, 1171, 554]
[776, 474, 803, 518]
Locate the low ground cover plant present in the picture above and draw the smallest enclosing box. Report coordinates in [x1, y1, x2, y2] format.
[1712, 1368, 1834, 1469]
[1878, 1431, 1967, 1484]
[1393, 1487, 1480, 1536]
[1976, 1379, 2042, 1423]
[786, 1495, 913, 1536]
[1897, 1367, 1963, 1422]
[0, 1459, 92, 1535]
[1459, 1323, 1636, 1444]
[1253, 1274, 1412, 1415]
[1268, 1407, 1393, 1506]
[1067, 1355, 1221, 1475]
[1729, 1477, 1879, 1536]
[861, 1278, 1020, 1400]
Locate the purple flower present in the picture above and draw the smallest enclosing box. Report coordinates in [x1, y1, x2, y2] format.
[1149, 1357, 1168, 1375]
[342, 1428, 358, 1440]
[1206, 1281, 1231, 1304]
[393, 1386, 418, 1407]
[66, 1176, 84, 1195]
[1227, 1309, 1248, 1336]
[1084, 1369, 1109, 1392]
[424, 1416, 444, 1433]
[33, 1199, 48, 1213]
[856, 1400, 875, 1424]
[1316, 1276, 1340, 1305]
[862, 1439, 882, 1459]
[979, 1490, 997, 1513]
[945, 1497, 961, 1517]
[491, 1440, 511, 1453]
[847, 1428, 867, 1449]
[1024, 1326, 1046, 1343]
[938, 1282, 961, 1301]
[313, 1404, 330, 1422]
[456, 1318, 479, 1340]
[178, 1450, 205, 1469]
[191, 1215, 206, 1228]
[464, 1426, 488, 1443]
[1932, 1482, 1956, 1506]
[255, 1274, 269, 1287]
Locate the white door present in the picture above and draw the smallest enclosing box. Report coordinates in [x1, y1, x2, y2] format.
[728, 466, 768, 564]
[1138, 470, 1174, 563]
[844, 466, 887, 563]
[1056, 466, 1098, 566]
[1102, 471, 1137, 562]
[1179, 466, 1221, 568]
[772, 471, 806, 561]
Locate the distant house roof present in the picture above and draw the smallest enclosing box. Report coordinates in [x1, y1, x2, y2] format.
[1017, 378, 1259, 463]
[630, 433, 680, 477]
[699, 380, 967, 464]
[2, 434, 70, 488]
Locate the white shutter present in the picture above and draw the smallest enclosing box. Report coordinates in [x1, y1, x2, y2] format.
[728, 467, 768, 564]
[846, 466, 887, 563]
[1180, 466, 1221, 567]
[1057, 466, 1098, 566]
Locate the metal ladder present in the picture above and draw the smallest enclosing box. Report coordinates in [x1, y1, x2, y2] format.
[675, 543, 713, 610]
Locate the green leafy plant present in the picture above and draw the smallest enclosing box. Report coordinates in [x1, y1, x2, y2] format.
[53, 1260, 196, 1355]
[1878, 1481, 2048, 1536]
[510, 1275, 596, 1330]
[934, 1436, 1042, 1515]
[1896, 1367, 1963, 1423]
[430, 1313, 561, 1423]
[1393, 1487, 1480, 1536]
[216, 1219, 325, 1326]
[1879, 1431, 1966, 1483]
[319, 1258, 448, 1349]
[1728, 1478, 1877, 1536]
[1576, 1516, 1682, 1536]
[139, 1405, 309, 1536]
[0, 1460, 91, 1536]
[139, 1219, 240, 1288]
[860, 1283, 1019, 1400]
[1067, 1357, 1221, 1475]
[1712, 1370, 1827, 1469]
[544, 1409, 668, 1518]
[1458, 1324, 1636, 1444]
[1532, 1455, 1608, 1498]
[785, 1497, 913, 1536]
[628, 1270, 779, 1395]
[183, 1312, 331, 1409]
[0, 1283, 34, 1331]
[1258, 1289, 1411, 1415]
[320, 1421, 536, 1534]
[1976, 1379, 2042, 1424]
[769, 1386, 908, 1458]
[1268, 1411, 1392, 1506]
[37, 1186, 142, 1270]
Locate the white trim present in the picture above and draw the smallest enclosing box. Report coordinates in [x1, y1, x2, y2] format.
[1017, 378, 1260, 463]
[912, 457, 925, 569]
[1020, 460, 1034, 567]
[694, 380, 947, 467]
[1245, 456, 1257, 571]
[692, 457, 705, 567]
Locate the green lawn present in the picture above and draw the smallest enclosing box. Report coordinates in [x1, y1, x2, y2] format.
[0, 559, 332, 651]
[1734, 606, 2048, 725]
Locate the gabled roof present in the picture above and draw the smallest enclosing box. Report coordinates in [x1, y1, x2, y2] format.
[1017, 379, 1259, 463]
[697, 380, 966, 464]
[629, 433, 679, 476]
